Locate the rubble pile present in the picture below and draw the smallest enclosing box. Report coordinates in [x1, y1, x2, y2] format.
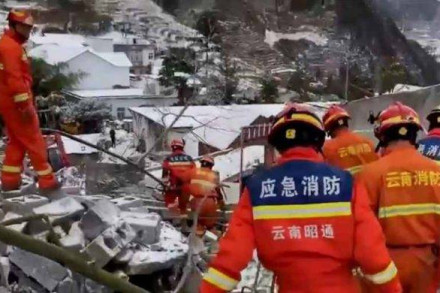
[0, 193, 188, 292]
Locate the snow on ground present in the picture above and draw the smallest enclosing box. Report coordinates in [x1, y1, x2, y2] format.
[100, 129, 139, 164]
[390, 84, 424, 94]
[62, 134, 101, 155]
[265, 29, 328, 48]
[237, 253, 273, 291]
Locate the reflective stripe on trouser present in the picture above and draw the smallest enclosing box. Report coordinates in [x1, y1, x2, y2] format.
[364, 262, 398, 284]
[378, 203, 440, 218]
[253, 202, 352, 220]
[203, 268, 239, 291]
[346, 165, 362, 175]
[0, 107, 57, 190]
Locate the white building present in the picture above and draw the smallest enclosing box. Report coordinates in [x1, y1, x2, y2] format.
[29, 44, 132, 90]
[129, 103, 330, 157]
[66, 89, 177, 119]
[98, 31, 156, 74]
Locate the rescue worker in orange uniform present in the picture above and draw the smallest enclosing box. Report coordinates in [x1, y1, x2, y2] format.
[162, 138, 195, 213]
[417, 105, 440, 164]
[0, 10, 58, 193]
[323, 105, 378, 175]
[201, 103, 401, 293]
[357, 102, 440, 292]
[185, 156, 224, 236]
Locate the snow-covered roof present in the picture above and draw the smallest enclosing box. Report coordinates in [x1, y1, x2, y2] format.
[30, 33, 86, 47]
[97, 31, 152, 45]
[214, 145, 265, 181]
[129, 103, 330, 150]
[62, 134, 101, 155]
[29, 45, 87, 64]
[68, 89, 144, 98]
[97, 52, 132, 67]
[29, 44, 132, 67]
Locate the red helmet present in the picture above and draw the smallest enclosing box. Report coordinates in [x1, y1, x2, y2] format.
[7, 9, 34, 26]
[375, 102, 422, 140]
[268, 103, 325, 149]
[322, 105, 350, 131]
[200, 155, 214, 166]
[170, 138, 185, 149]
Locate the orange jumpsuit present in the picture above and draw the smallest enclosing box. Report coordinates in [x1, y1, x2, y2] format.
[162, 149, 195, 213]
[357, 145, 440, 292]
[0, 30, 57, 191]
[201, 147, 401, 293]
[184, 167, 224, 235]
[323, 129, 378, 176]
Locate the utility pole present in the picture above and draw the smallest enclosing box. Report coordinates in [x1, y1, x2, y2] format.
[345, 52, 349, 101]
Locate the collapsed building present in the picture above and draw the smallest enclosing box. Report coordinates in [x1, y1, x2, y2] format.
[0, 168, 189, 292]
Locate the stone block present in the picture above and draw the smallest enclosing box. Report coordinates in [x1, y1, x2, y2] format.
[142, 198, 166, 207]
[72, 195, 112, 209]
[84, 221, 136, 268]
[60, 222, 86, 252]
[10, 263, 45, 293]
[143, 206, 173, 220]
[114, 247, 134, 264]
[0, 257, 9, 287]
[121, 211, 161, 245]
[3, 212, 26, 233]
[111, 196, 143, 211]
[33, 197, 84, 225]
[3, 195, 49, 214]
[62, 186, 81, 196]
[9, 249, 68, 291]
[79, 199, 120, 240]
[127, 223, 188, 275]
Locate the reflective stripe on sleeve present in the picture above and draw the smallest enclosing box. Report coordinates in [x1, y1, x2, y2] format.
[346, 165, 362, 175]
[378, 203, 440, 218]
[364, 262, 398, 284]
[253, 202, 351, 220]
[13, 93, 30, 103]
[203, 268, 239, 291]
[190, 179, 217, 189]
[168, 162, 193, 166]
[2, 165, 21, 173]
[37, 167, 53, 176]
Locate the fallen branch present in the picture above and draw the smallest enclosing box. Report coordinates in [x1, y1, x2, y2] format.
[1, 214, 48, 226]
[0, 225, 149, 293]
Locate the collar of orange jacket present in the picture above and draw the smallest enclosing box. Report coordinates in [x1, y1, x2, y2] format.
[277, 147, 323, 164]
[382, 143, 416, 157]
[332, 127, 351, 138]
[428, 128, 440, 137]
[4, 29, 27, 45]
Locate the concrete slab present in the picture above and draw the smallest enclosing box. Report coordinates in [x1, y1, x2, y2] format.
[79, 199, 120, 240]
[3, 213, 26, 233]
[111, 196, 143, 211]
[9, 249, 68, 291]
[121, 212, 161, 245]
[33, 197, 85, 225]
[3, 195, 49, 214]
[60, 222, 86, 252]
[84, 221, 136, 268]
